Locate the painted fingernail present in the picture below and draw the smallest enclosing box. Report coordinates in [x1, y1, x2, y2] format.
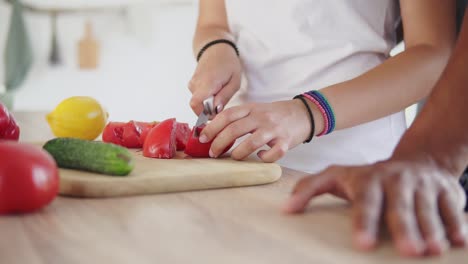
[281, 195, 304, 214]
[216, 104, 223, 114]
[354, 232, 376, 251]
[452, 231, 468, 247]
[281, 198, 295, 213]
[426, 237, 448, 255]
[209, 149, 215, 158]
[199, 135, 208, 143]
[397, 239, 424, 257]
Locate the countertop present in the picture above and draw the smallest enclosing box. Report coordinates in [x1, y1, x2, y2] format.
[1, 112, 467, 264]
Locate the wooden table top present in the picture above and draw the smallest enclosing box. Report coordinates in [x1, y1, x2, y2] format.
[1, 112, 467, 264]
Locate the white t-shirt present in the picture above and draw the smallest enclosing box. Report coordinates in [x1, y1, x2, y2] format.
[225, 0, 406, 173]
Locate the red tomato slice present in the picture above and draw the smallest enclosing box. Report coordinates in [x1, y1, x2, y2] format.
[175, 122, 190, 151]
[135, 121, 158, 143]
[184, 126, 234, 158]
[102, 122, 126, 146]
[120, 121, 141, 148]
[102, 121, 157, 148]
[0, 141, 59, 214]
[143, 118, 177, 159]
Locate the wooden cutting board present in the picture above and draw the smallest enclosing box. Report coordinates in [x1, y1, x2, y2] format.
[58, 149, 282, 198]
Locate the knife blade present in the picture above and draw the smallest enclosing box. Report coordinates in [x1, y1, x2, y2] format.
[193, 96, 215, 137]
[195, 111, 209, 128]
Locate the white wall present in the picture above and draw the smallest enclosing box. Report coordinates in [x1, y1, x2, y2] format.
[1, 1, 199, 124]
[1, 2, 417, 127]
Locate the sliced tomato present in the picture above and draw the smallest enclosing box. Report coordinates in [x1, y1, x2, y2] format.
[135, 121, 158, 143]
[143, 118, 177, 159]
[102, 121, 157, 148]
[175, 122, 190, 151]
[102, 122, 126, 146]
[184, 126, 234, 158]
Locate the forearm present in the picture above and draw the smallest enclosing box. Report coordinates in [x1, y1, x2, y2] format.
[192, 0, 234, 57]
[394, 14, 468, 176]
[310, 45, 452, 133]
[304, 0, 456, 134]
[193, 27, 234, 57]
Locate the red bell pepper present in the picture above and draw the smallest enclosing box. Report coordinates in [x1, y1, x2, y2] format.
[0, 103, 20, 141]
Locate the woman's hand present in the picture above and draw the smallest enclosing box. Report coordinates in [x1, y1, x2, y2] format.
[188, 44, 242, 116]
[199, 99, 312, 162]
[283, 157, 468, 257]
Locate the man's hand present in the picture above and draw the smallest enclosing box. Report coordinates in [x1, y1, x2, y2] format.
[283, 158, 468, 257]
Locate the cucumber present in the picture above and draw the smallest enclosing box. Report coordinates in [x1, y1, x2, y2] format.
[43, 138, 134, 176]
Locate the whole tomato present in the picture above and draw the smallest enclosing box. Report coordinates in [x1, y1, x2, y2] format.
[0, 141, 59, 214]
[184, 126, 234, 158]
[0, 103, 20, 141]
[143, 118, 177, 159]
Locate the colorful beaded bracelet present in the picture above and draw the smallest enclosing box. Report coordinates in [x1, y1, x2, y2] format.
[303, 90, 336, 136]
[313, 91, 336, 132]
[302, 93, 328, 136]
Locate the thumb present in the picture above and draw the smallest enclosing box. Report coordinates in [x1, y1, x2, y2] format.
[283, 171, 337, 214]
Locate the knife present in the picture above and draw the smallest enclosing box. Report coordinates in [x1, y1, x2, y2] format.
[194, 96, 215, 137]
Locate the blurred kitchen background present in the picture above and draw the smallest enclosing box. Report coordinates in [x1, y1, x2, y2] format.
[0, 0, 414, 126]
[0, 0, 198, 124]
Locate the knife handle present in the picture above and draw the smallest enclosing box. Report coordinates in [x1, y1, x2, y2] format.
[202, 96, 215, 117]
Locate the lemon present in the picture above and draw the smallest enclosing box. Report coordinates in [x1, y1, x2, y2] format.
[47, 96, 108, 140]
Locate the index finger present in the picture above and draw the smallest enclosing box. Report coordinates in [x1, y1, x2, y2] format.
[199, 106, 251, 143]
[188, 75, 223, 116]
[190, 91, 214, 116]
[282, 168, 338, 214]
[352, 183, 383, 251]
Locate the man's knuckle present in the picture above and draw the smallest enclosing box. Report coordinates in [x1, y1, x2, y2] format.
[292, 177, 310, 194]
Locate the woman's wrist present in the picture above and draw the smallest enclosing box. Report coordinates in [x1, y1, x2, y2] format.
[392, 131, 468, 178]
[197, 39, 239, 62]
[291, 97, 325, 140]
[196, 42, 242, 65]
[305, 100, 325, 137]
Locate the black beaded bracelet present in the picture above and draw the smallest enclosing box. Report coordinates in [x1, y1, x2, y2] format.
[293, 95, 315, 143]
[197, 39, 239, 62]
[460, 168, 468, 212]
